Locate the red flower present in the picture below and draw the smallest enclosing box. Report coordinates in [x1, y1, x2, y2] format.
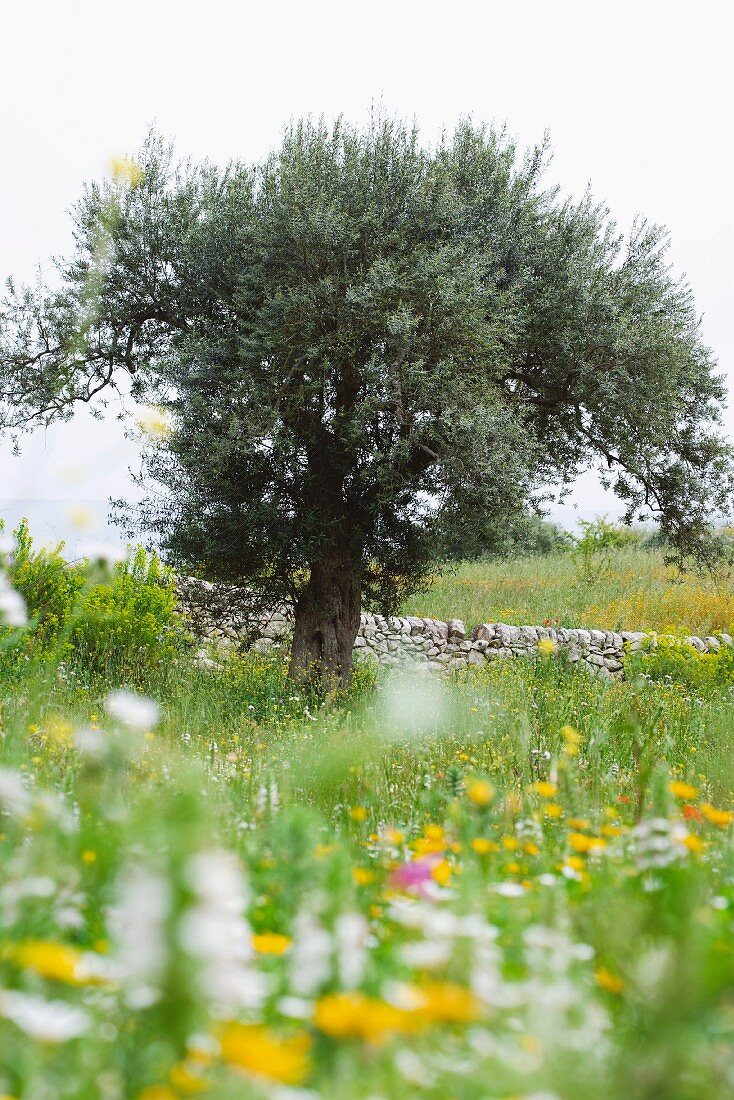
[683, 803, 703, 821]
[617, 794, 631, 805]
[543, 618, 551, 626]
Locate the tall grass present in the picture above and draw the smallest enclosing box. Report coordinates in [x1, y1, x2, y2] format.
[401, 546, 734, 634]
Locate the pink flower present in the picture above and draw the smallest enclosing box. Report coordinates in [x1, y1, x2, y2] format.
[388, 857, 443, 898]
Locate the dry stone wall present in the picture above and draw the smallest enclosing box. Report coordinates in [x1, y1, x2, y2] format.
[177, 578, 730, 679]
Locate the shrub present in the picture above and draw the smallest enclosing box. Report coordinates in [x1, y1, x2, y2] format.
[3, 520, 84, 655]
[68, 547, 184, 682]
[1, 521, 186, 683]
[625, 633, 734, 693]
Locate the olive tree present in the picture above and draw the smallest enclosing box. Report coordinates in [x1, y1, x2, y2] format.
[1, 119, 731, 687]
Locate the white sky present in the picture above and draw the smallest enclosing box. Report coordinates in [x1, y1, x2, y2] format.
[1, 0, 733, 546]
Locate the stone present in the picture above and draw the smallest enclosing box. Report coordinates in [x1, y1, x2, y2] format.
[472, 623, 496, 642]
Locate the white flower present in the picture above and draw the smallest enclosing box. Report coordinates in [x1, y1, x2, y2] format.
[73, 726, 107, 758]
[289, 911, 333, 996]
[0, 767, 31, 816]
[0, 989, 90, 1041]
[335, 912, 368, 987]
[495, 882, 526, 897]
[0, 573, 27, 627]
[109, 863, 171, 1000]
[180, 849, 266, 1012]
[104, 690, 160, 731]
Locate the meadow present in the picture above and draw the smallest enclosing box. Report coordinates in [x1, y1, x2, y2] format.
[401, 545, 734, 636]
[1, 530, 734, 1099]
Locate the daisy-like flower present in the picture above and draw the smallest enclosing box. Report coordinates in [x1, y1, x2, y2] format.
[104, 690, 160, 732]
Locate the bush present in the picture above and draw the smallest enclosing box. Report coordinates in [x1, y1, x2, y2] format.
[68, 547, 184, 681]
[4, 519, 84, 654]
[625, 633, 734, 693]
[1, 521, 187, 683]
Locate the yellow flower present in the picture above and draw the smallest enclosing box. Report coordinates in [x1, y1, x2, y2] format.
[595, 967, 625, 995]
[466, 779, 495, 807]
[134, 404, 173, 439]
[568, 832, 606, 855]
[408, 981, 481, 1024]
[169, 1060, 209, 1093]
[314, 992, 413, 1043]
[82, 850, 97, 864]
[669, 781, 699, 800]
[502, 836, 520, 851]
[537, 638, 557, 656]
[431, 860, 452, 886]
[67, 506, 93, 530]
[219, 1022, 311, 1085]
[562, 725, 582, 756]
[701, 803, 734, 827]
[110, 156, 145, 188]
[349, 805, 367, 822]
[472, 837, 499, 855]
[544, 802, 563, 819]
[353, 867, 374, 886]
[46, 716, 74, 749]
[682, 833, 703, 854]
[10, 940, 86, 985]
[531, 781, 557, 798]
[139, 1088, 178, 1100]
[252, 932, 292, 956]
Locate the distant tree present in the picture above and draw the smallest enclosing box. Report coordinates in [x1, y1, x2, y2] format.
[1, 119, 732, 688]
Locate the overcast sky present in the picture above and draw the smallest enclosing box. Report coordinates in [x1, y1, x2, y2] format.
[2, 0, 733, 547]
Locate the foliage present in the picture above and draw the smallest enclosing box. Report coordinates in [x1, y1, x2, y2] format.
[2, 118, 733, 685]
[625, 633, 734, 693]
[573, 515, 640, 582]
[436, 509, 574, 561]
[1, 522, 185, 682]
[5, 518, 84, 652]
[68, 547, 182, 681]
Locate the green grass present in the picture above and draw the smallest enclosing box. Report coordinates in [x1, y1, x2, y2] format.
[1, 633, 734, 1099]
[400, 546, 734, 635]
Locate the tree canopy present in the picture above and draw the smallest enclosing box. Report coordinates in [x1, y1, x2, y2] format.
[1, 118, 731, 686]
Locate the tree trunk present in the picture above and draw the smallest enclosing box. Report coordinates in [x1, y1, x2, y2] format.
[288, 547, 362, 692]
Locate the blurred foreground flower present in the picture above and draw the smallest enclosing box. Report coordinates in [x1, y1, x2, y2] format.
[104, 690, 160, 731]
[110, 156, 145, 188]
[219, 1022, 311, 1085]
[0, 989, 90, 1041]
[0, 573, 27, 627]
[134, 404, 173, 439]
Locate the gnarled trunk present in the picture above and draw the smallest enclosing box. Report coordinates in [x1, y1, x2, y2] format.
[288, 547, 362, 692]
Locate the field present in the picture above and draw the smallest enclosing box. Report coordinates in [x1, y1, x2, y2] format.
[401, 546, 734, 636]
[1, 541, 734, 1099]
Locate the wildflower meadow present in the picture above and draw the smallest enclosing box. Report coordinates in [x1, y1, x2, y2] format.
[0, 527, 733, 1099]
